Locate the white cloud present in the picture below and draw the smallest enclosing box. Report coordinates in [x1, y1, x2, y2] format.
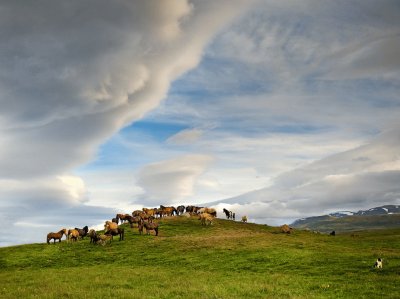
[136, 154, 213, 205]
[215, 129, 400, 221]
[167, 128, 204, 145]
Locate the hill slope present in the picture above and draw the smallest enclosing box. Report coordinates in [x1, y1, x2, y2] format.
[291, 205, 400, 232]
[0, 216, 399, 298]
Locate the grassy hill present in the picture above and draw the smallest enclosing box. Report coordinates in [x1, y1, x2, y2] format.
[291, 214, 400, 233]
[0, 216, 399, 298]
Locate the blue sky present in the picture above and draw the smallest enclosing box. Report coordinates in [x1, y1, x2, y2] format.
[1, 0, 400, 246]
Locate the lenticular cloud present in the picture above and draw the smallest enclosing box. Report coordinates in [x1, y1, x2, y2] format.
[0, 0, 250, 179]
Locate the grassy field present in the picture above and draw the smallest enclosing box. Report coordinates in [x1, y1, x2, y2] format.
[0, 216, 399, 298]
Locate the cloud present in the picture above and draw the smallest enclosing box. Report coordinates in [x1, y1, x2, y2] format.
[142, 1, 400, 222]
[214, 129, 400, 222]
[0, 204, 114, 247]
[166, 128, 204, 145]
[0, 0, 256, 246]
[0, 0, 253, 180]
[136, 154, 213, 205]
[1, 1, 400, 246]
[0, 175, 116, 246]
[325, 35, 400, 80]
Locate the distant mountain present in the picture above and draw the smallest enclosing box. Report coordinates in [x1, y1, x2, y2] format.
[291, 205, 400, 232]
[353, 205, 400, 216]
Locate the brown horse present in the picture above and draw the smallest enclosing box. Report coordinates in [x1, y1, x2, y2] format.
[97, 234, 113, 246]
[116, 214, 131, 223]
[106, 227, 124, 241]
[198, 213, 213, 226]
[47, 229, 67, 244]
[142, 208, 156, 217]
[104, 221, 118, 232]
[132, 210, 142, 217]
[138, 219, 159, 236]
[160, 205, 176, 217]
[199, 207, 217, 217]
[125, 215, 141, 228]
[68, 229, 80, 242]
[88, 229, 98, 244]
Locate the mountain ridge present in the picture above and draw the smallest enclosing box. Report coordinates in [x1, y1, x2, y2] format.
[291, 204, 400, 232]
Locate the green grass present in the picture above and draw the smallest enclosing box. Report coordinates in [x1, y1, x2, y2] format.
[1, 217, 399, 298]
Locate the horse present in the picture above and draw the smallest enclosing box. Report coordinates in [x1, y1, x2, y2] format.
[143, 221, 159, 236]
[280, 224, 292, 234]
[47, 229, 67, 244]
[223, 208, 231, 219]
[186, 205, 194, 213]
[160, 205, 176, 217]
[142, 208, 156, 217]
[116, 213, 130, 223]
[199, 207, 217, 217]
[104, 221, 118, 232]
[138, 219, 158, 236]
[176, 205, 185, 215]
[192, 206, 203, 215]
[74, 226, 89, 239]
[68, 229, 80, 242]
[104, 221, 124, 241]
[138, 212, 151, 221]
[107, 227, 124, 241]
[88, 229, 98, 244]
[199, 213, 214, 226]
[97, 234, 113, 246]
[132, 210, 142, 217]
[125, 215, 141, 228]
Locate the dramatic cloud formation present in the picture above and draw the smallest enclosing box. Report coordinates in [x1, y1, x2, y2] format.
[0, 0, 253, 246]
[1, 0, 399, 246]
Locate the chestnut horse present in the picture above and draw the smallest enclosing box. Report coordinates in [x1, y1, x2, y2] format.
[47, 229, 67, 244]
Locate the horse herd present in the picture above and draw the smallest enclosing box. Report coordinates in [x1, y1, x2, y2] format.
[46, 205, 241, 246]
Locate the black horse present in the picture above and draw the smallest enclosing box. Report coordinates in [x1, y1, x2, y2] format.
[176, 205, 185, 215]
[223, 208, 231, 219]
[106, 227, 124, 241]
[74, 226, 89, 239]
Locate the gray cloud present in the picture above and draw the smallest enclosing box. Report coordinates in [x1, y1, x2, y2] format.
[0, 0, 251, 179]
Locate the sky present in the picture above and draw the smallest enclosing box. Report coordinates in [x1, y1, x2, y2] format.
[1, 0, 400, 246]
